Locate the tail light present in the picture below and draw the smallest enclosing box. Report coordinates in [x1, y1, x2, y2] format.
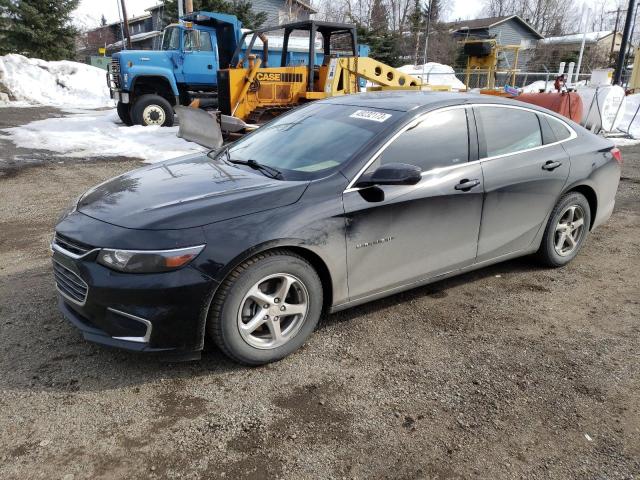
[611, 147, 623, 165]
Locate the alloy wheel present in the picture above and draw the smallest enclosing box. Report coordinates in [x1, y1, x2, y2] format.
[554, 204, 586, 256]
[237, 273, 309, 349]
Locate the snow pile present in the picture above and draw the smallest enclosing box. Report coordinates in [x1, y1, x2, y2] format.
[0, 54, 112, 108]
[2, 109, 204, 162]
[397, 63, 466, 90]
[521, 80, 554, 93]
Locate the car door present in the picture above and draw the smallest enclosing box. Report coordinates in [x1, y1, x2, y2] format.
[182, 30, 217, 86]
[343, 106, 484, 301]
[473, 105, 571, 261]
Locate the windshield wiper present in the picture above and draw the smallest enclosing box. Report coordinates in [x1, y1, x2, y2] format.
[207, 147, 229, 162]
[227, 158, 284, 180]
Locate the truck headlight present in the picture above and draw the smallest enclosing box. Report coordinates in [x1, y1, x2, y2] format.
[97, 245, 205, 273]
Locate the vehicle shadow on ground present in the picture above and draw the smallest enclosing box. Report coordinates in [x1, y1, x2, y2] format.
[0, 256, 544, 395]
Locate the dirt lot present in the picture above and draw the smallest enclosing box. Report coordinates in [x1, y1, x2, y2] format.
[0, 108, 639, 479]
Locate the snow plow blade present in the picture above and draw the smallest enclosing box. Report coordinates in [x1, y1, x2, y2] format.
[176, 106, 224, 150]
[176, 107, 254, 149]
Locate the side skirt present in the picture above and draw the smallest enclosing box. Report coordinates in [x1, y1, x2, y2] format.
[330, 247, 538, 313]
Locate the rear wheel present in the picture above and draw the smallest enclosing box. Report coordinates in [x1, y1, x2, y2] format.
[537, 192, 591, 267]
[130, 94, 174, 127]
[116, 101, 133, 126]
[208, 250, 323, 365]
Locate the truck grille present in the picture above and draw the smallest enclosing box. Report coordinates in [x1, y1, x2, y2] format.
[110, 57, 121, 88]
[53, 261, 88, 305]
[53, 233, 94, 257]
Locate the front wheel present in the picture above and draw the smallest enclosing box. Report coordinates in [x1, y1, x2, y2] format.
[116, 101, 133, 126]
[130, 94, 174, 127]
[537, 192, 591, 267]
[208, 250, 323, 365]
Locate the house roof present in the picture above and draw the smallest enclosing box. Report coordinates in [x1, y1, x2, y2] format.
[89, 13, 151, 31]
[541, 30, 617, 45]
[447, 15, 544, 39]
[107, 30, 162, 49]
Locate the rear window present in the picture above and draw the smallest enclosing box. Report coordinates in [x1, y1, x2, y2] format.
[476, 106, 542, 157]
[547, 116, 572, 141]
[226, 103, 400, 180]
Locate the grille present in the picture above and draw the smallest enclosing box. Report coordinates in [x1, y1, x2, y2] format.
[53, 233, 94, 257]
[110, 58, 121, 88]
[53, 261, 88, 305]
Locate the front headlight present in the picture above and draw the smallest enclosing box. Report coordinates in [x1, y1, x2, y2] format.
[97, 245, 205, 273]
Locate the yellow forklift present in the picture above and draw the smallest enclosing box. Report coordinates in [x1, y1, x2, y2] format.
[178, 20, 447, 148]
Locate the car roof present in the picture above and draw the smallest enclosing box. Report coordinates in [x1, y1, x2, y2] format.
[321, 90, 552, 114]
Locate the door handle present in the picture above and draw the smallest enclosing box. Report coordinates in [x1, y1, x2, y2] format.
[542, 160, 562, 171]
[454, 179, 480, 191]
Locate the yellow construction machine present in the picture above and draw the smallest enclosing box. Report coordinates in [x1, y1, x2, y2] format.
[178, 20, 449, 148]
[462, 38, 521, 92]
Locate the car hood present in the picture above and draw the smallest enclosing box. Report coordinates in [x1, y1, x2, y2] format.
[77, 154, 309, 230]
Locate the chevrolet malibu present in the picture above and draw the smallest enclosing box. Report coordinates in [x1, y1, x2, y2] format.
[52, 92, 622, 365]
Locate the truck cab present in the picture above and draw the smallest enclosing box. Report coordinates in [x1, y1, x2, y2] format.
[108, 11, 242, 127]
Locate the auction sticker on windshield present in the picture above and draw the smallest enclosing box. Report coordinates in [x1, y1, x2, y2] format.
[349, 110, 392, 122]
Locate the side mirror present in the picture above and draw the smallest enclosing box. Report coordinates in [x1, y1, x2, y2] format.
[356, 163, 422, 188]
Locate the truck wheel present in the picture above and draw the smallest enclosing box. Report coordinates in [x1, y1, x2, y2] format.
[116, 101, 133, 126]
[130, 94, 174, 127]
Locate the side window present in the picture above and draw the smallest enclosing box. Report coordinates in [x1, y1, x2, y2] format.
[476, 107, 542, 157]
[184, 30, 196, 51]
[199, 32, 213, 52]
[547, 116, 572, 141]
[367, 109, 469, 173]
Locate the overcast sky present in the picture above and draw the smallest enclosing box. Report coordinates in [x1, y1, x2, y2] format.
[72, 0, 485, 29]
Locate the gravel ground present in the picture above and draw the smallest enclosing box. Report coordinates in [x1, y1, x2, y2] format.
[0, 108, 639, 479]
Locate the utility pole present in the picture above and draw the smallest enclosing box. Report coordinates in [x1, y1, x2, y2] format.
[185, 0, 194, 14]
[420, 0, 434, 81]
[178, 0, 184, 19]
[610, 7, 621, 58]
[119, 0, 132, 49]
[613, 0, 636, 85]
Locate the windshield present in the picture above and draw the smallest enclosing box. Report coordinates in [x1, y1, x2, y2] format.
[162, 27, 180, 50]
[226, 103, 399, 180]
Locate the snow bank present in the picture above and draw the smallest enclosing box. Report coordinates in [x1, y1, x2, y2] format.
[521, 80, 554, 93]
[0, 54, 112, 108]
[397, 63, 466, 90]
[2, 109, 204, 162]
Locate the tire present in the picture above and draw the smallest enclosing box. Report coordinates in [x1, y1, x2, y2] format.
[537, 192, 591, 267]
[130, 94, 174, 127]
[208, 250, 323, 365]
[116, 101, 133, 126]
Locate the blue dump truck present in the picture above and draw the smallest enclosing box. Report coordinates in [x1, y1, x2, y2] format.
[108, 11, 367, 127]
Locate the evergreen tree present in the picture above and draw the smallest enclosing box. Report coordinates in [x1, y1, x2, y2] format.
[0, 0, 79, 60]
[356, 24, 400, 68]
[162, 0, 267, 30]
[369, 0, 387, 32]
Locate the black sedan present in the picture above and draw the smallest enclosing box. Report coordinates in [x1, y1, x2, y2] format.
[52, 92, 622, 364]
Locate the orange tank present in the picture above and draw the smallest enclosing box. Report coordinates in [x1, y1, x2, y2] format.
[515, 92, 583, 123]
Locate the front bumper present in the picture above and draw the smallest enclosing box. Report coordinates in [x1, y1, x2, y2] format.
[110, 89, 130, 104]
[53, 248, 218, 356]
